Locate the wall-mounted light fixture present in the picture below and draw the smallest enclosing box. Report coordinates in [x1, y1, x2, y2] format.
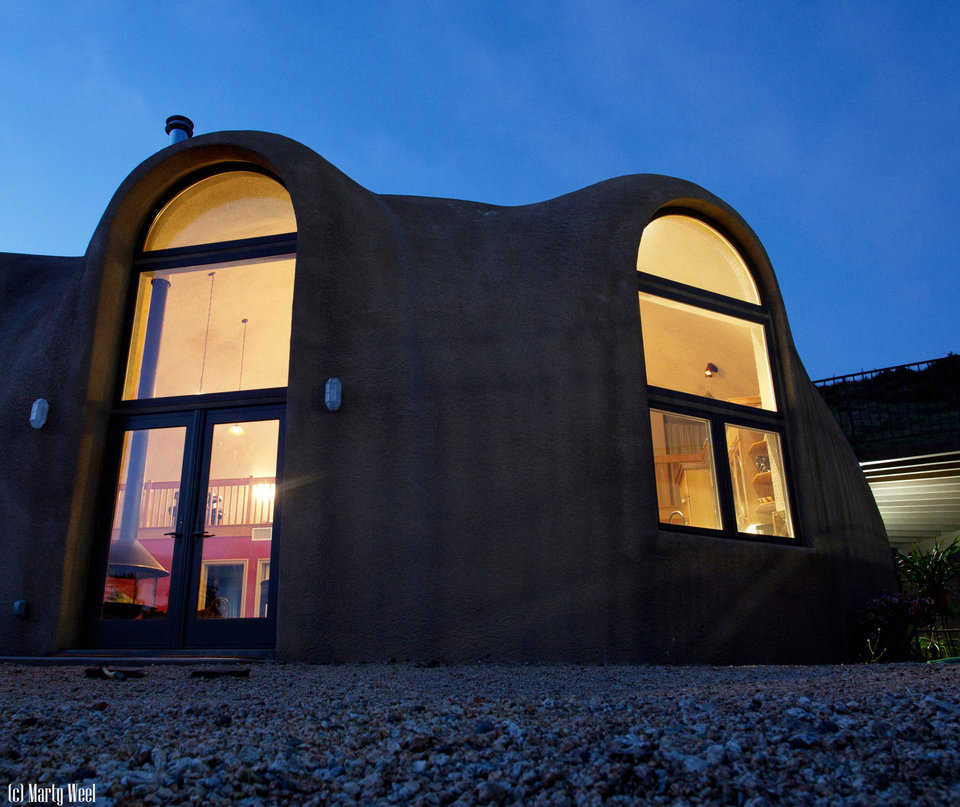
[29, 398, 49, 429]
[704, 363, 719, 378]
[325, 378, 342, 411]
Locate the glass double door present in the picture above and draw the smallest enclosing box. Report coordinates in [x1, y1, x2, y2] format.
[94, 406, 282, 649]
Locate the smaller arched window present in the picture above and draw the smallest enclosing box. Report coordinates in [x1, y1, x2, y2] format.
[143, 171, 296, 250]
[637, 213, 795, 540]
[637, 215, 760, 303]
[122, 170, 297, 401]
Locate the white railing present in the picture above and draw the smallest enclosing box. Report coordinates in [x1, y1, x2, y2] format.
[113, 477, 276, 529]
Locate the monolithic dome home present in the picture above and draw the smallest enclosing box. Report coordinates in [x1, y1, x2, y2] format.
[0, 121, 894, 662]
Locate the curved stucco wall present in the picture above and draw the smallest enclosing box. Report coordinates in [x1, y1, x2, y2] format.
[0, 130, 892, 661]
[0, 252, 89, 654]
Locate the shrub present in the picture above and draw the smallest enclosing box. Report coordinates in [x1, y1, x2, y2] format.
[895, 538, 960, 616]
[858, 590, 937, 662]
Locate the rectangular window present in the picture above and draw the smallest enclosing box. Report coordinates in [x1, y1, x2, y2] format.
[255, 559, 271, 618]
[638, 293, 776, 410]
[725, 424, 794, 538]
[198, 560, 248, 619]
[650, 409, 722, 530]
[122, 256, 295, 400]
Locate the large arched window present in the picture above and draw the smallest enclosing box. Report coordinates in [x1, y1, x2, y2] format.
[94, 168, 296, 650]
[637, 213, 795, 540]
[123, 170, 297, 400]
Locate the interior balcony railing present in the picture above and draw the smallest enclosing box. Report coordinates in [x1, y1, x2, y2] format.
[112, 477, 277, 530]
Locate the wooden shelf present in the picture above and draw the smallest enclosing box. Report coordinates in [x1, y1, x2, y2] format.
[749, 440, 768, 457]
[752, 470, 772, 489]
[728, 395, 762, 407]
[654, 452, 706, 465]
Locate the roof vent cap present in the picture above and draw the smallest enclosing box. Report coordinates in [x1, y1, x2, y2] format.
[165, 115, 194, 144]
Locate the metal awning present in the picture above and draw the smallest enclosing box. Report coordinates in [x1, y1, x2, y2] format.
[861, 450, 960, 548]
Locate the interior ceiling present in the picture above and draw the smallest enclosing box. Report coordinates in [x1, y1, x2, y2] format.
[861, 451, 960, 548]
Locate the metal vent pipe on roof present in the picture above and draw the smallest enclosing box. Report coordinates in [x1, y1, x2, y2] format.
[165, 114, 194, 144]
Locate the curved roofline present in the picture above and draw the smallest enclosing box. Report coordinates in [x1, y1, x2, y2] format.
[83, 128, 796, 399]
[89, 131, 777, 299]
[85, 130, 369, 260]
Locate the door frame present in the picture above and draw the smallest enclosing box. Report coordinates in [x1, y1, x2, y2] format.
[84, 166, 297, 652]
[87, 402, 284, 650]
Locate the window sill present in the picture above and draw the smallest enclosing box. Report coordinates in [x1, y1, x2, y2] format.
[655, 524, 805, 548]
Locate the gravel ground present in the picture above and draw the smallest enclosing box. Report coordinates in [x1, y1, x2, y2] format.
[1, 662, 958, 806]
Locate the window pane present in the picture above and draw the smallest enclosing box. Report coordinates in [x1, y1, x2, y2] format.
[122, 256, 295, 399]
[143, 171, 296, 251]
[199, 562, 246, 619]
[638, 292, 777, 411]
[725, 425, 794, 538]
[650, 409, 722, 530]
[101, 426, 186, 619]
[197, 420, 279, 619]
[637, 214, 760, 304]
[255, 559, 271, 618]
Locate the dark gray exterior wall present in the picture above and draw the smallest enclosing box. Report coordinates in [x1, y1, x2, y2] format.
[0, 253, 92, 654]
[0, 131, 895, 662]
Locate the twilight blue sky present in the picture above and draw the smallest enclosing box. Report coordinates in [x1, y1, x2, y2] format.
[1, 0, 957, 379]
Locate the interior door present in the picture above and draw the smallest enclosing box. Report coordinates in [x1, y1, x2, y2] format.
[93, 406, 282, 650]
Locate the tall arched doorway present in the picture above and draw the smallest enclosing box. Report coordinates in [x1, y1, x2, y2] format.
[91, 168, 296, 649]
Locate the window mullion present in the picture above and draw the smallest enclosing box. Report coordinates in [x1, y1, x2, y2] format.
[647, 388, 782, 425]
[637, 276, 768, 324]
[134, 237, 296, 272]
[711, 413, 738, 537]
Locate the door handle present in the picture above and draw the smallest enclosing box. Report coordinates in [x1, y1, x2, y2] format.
[163, 531, 182, 537]
[192, 531, 216, 539]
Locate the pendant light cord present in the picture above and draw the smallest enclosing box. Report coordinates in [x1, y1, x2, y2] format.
[238, 317, 248, 390]
[198, 271, 215, 393]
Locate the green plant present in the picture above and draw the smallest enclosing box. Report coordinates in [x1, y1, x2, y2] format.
[919, 632, 951, 661]
[895, 538, 960, 615]
[863, 626, 886, 663]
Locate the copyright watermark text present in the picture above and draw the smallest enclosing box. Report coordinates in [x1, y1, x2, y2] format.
[7, 782, 97, 805]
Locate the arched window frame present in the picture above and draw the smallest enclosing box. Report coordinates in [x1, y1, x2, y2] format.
[88, 164, 297, 650]
[115, 163, 297, 414]
[637, 209, 799, 543]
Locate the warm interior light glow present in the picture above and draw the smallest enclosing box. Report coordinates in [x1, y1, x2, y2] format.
[101, 426, 187, 619]
[638, 293, 777, 410]
[124, 171, 296, 402]
[725, 424, 794, 538]
[637, 214, 760, 304]
[650, 409, 722, 530]
[253, 483, 276, 503]
[195, 421, 279, 621]
[228, 424, 245, 436]
[144, 171, 296, 251]
[122, 257, 295, 400]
